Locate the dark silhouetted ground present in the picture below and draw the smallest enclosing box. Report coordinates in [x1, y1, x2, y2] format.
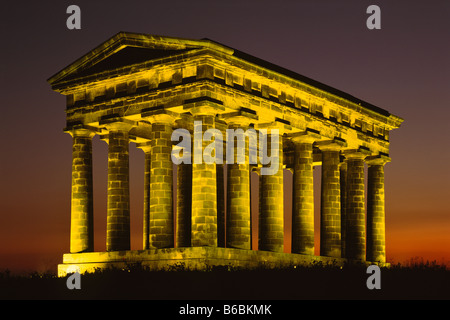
[1, 262, 449, 300]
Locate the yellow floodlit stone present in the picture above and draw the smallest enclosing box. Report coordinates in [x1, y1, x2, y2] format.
[48, 32, 402, 276]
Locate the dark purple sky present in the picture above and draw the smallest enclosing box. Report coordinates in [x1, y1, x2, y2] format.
[0, 1, 449, 273]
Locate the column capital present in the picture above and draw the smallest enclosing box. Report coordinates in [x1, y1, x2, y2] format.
[100, 115, 136, 132]
[289, 128, 321, 144]
[343, 146, 371, 160]
[136, 141, 152, 153]
[316, 137, 347, 152]
[149, 113, 177, 125]
[187, 102, 225, 117]
[219, 108, 259, 128]
[67, 128, 95, 139]
[65, 124, 96, 139]
[132, 121, 152, 140]
[256, 118, 292, 135]
[141, 107, 178, 124]
[225, 116, 253, 128]
[366, 154, 391, 166]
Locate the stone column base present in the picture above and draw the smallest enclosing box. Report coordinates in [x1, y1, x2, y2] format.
[57, 247, 389, 277]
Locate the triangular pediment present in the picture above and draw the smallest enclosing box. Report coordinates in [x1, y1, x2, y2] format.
[48, 32, 401, 124]
[48, 32, 233, 86]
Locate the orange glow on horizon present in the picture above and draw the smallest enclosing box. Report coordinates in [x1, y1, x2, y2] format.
[1, 147, 448, 274]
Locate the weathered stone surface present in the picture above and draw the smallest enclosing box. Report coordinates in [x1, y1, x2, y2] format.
[191, 114, 218, 247]
[345, 155, 366, 260]
[226, 124, 251, 249]
[319, 146, 342, 258]
[259, 132, 284, 253]
[106, 129, 131, 251]
[69, 129, 94, 253]
[291, 141, 314, 255]
[137, 143, 151, 250]
[49, 33, 403, 275]
[366, 156, 390, 263]
[150, 122, 174, 248]
[58, 247, 365, 277]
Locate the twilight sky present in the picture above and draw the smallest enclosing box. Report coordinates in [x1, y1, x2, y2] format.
[0, 0, 449, 273]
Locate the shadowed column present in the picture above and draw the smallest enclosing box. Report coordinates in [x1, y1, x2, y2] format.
[344, 149, 370, 261]
[137, 142, 151, 250]
[340, 161, 348, 258]
[216, 161, 226, 247]
[366, 155, 390, 263]
[150, 121, 174, 248]
[69, 128, 95, 253]
[259, 130, 284, 253]
[106, 124, 132, 251]
[226, 123, 251, 250]
[216, 121, 227, 248]
[317, 139, 346, 258]
[176, 162, 192, 247]
[291, 132, 317, 255]
[175, 130, 192, 248]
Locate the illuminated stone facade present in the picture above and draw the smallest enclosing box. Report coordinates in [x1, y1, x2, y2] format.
[48, 32, 403, 276]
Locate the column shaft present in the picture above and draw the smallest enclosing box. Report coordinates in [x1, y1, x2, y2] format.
[340, 162, 348, 258]
[320, 150, 341, 258]
[345, 157, 366, 260]
[216, 131, 226, 247]
[142, 146, 151, 250]
[70, 130, 94, 253]
[191, 115, 217, 247]
[176, 162, 192, 247]
[367, 161, 387, 263]
[106, 130, 130, 251]
[291, 142, 314, 255]
[259, 132, 284, 252]
[226, 125, 251, 249]
[150, 123, 174, 248]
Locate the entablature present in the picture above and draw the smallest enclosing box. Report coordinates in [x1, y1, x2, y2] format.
[51, 33, 403, 159]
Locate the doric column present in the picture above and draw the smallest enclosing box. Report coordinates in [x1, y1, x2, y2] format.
[226, 122, 251, 250]
[259, 129, 284, 253]
[366, 155, 390, 263]
[106, 123, 132, 251]
[339, 161, 348, 258]
[191, 112, 218, 247]
[317, 139, 346, 258]
[216, 160, 226, 247]
[68, 128, 95, 253]
[175, 130, 192, 248]
[344, 148, 370, 261]
[216, 120, 227, 248]
[291, 131, 318, 255]
[176, 161, 192, 247]
[150, 118, 175, 249]
[137, 142, 151, 250]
